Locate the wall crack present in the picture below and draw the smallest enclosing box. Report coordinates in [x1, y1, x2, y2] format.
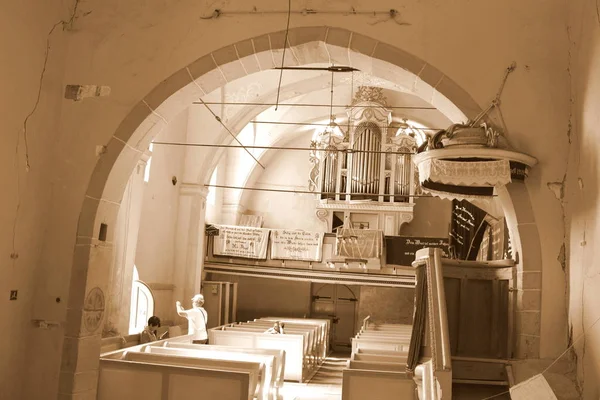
[12, 0, 84, 265]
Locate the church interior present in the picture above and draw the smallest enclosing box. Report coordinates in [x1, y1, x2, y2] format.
[4, 0, 600, 399]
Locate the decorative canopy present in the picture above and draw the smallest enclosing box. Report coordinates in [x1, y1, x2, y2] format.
[412, 123, 537, 202]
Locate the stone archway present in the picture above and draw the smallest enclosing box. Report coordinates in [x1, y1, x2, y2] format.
[58, 26, 541, 396]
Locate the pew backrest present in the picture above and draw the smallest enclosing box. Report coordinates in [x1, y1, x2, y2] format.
[143, 346, 275, 400]
[123, 351, 262, 400]
[163, 343, 286, 388]
[208, 328, 305, 382]
[352, 337, 410, 353]
[342, 368, 415, 400]
[348, 360, 406, 372]
[98, 358, 251, 400]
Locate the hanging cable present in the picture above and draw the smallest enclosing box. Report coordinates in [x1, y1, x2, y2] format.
[469, 62, 517, 128]
[247, 120, 443, 130]
[187, 68, 265, 169]
[152, 141, 414, 155]
[191, 101, 436, 110]
[274, 0, 292, 110]
[204, 184, 448, 197]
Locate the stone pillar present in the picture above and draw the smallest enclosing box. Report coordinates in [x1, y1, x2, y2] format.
[499, 183, 543, 358]
[172, 184, 208, 318]
[104, 153, 149, 336]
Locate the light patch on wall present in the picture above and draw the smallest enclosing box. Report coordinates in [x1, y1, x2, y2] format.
[144, 143, 154, 183]
[207, 167, 218, 205]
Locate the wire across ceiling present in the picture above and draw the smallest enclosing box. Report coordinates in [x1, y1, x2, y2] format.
[204, 184, 435, 198]
[152, 141, 415, 155]
[191, 101, 437, 110]
[247, 120, 442, 130]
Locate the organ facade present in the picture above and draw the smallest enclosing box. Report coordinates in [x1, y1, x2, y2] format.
[309, 87, 424, 236]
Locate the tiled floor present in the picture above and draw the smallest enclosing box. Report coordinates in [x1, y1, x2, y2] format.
[279, 353, 349, 400]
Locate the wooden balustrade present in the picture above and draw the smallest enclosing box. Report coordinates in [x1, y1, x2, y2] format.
[409, 248, 452, 399]
[408, 249, 515, 399]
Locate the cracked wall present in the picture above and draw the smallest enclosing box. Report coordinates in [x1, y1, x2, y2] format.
[566, 1, 600, 398]
[0, 2, 71, 399]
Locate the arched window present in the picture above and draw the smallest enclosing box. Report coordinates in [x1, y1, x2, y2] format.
[128, 266, 155, 334]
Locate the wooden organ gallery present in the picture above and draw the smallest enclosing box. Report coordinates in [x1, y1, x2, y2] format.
[99, 85, 541, 400]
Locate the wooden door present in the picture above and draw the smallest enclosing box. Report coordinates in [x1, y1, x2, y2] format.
[310, 284, 359, 352]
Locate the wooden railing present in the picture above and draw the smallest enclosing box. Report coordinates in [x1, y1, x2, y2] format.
[407, 249, 516, 399]
[408, 248, 453, 399]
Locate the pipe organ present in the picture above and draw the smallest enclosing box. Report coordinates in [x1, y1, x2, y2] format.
[309, 87, 419, 237]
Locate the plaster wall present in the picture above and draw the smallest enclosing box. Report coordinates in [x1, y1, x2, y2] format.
[207, 273, 312, 322]
[566, 1, 600, 397]
[358, 287, 415, 325]
[135, 110, 188, 283]
[242, 134, 325, 231]
[0, 0, 577, 397]
[1, 2, 70, 398]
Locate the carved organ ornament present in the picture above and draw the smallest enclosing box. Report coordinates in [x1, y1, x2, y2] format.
[308, 87, 420, 204]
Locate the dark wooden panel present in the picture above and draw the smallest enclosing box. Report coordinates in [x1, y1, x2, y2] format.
[452, 359, 507, 381]
[497, 280, 510, 358]
[458, 279, 493, 357]
[443, 277, 461, 354]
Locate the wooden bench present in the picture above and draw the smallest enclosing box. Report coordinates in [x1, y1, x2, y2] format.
[235, 322, 320, 366]
[257, 317, 330, 360]
[351, 337, 411, 353]
[356, 348, 408, 356]
[227, 325, 315, 356]
[348, 360, 406, 372]
[342, 368, 415, 400]
[351, 352, 408, 364]
[122, 351, 263, 400]
[221, 326, 313, 366]
[141, 345, 276, 400]
[98, 357, 251, 400]
[163, 343, 286, 392]
[209, 328, 306, 382]
[100, 325, 186, 353]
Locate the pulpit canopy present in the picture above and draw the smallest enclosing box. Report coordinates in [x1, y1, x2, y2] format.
[412, 123, 537, 202]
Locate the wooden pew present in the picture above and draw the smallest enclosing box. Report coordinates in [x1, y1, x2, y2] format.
[100, 324, 187, 354]
[122, 351, 263, 400]
[257, 318, 330, 360]
[98, 357, 251, 400]
[348, 360, 406, 372]
[209, 328, 306, 382]
[364, 323, 412, 330]
[356, 348, 408, 356]
[342, 369, 415, 400]
[141, 345, 275, 400]
[225, 324, 317, 366]
[236, 322, 320, 366]
[230, 324, 315, 354]
[351, 337, 411, 353]
[351, 352, 408, 364]
[357, 332, 412, 340]
[163, 342, 286, 393]
[222, 325, 313, 365]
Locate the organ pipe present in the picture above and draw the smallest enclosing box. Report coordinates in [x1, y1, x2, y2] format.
[310, 93, 418, 203]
